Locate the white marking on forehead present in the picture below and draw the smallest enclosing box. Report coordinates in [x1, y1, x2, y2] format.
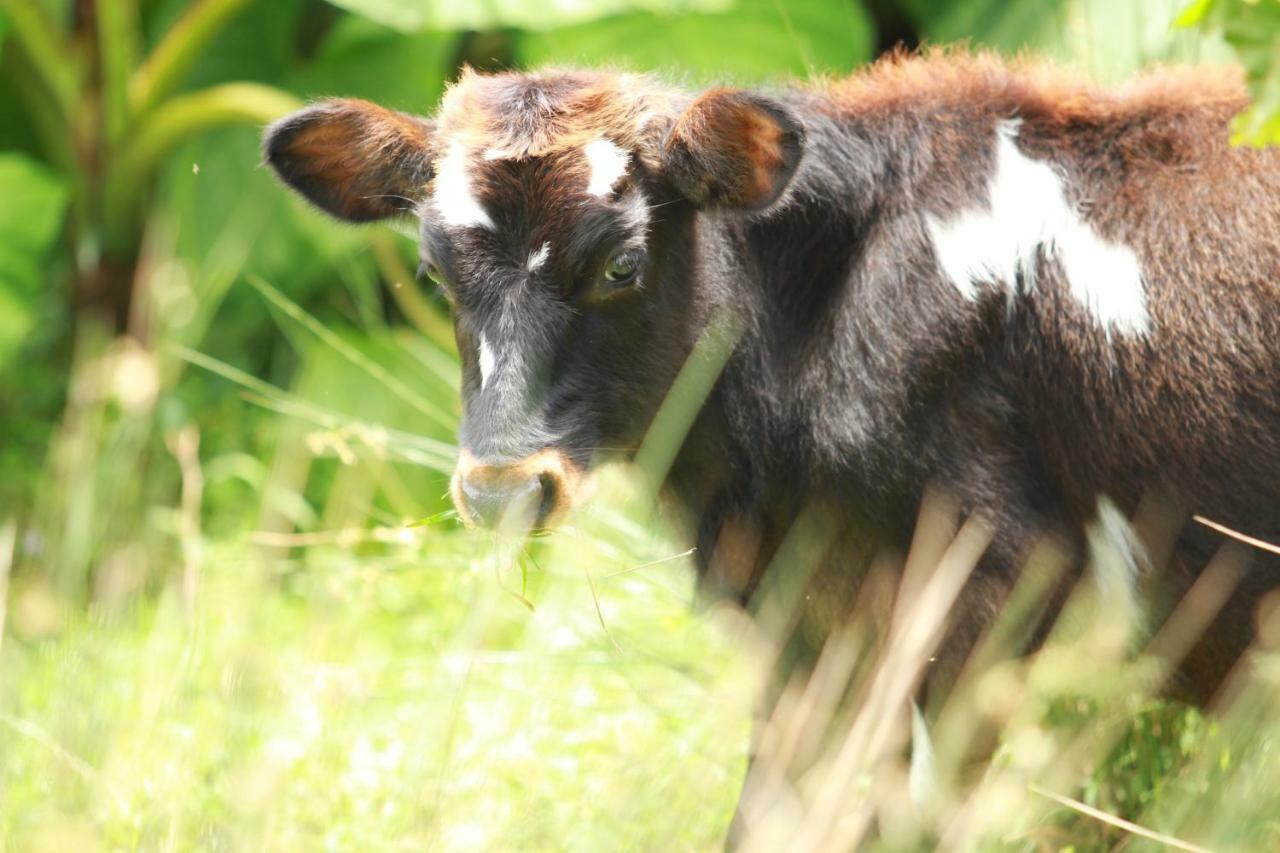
[434, 142, 494, 230]
[926, 120, 1150, 337]
[621, 193, 651, 234]
[527, 242, 551, 273]
[583, 138, 630, 197]
[478, 334, 496, 389]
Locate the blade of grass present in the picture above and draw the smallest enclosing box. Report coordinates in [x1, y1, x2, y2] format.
[584, 561, 621, 651]
[601, 547, 697, 579]
[171, 345, 457, 471]
[634, 309, 743, 489]
[1194, 515, 1280, 556]
[0, 713, 128, 814]
[247, 274, 456, 433]
[1028, 782, 1215, 853]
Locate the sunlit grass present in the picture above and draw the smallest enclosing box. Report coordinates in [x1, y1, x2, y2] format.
[1, 517, 752, 850]
[3, 262, 1279, 852]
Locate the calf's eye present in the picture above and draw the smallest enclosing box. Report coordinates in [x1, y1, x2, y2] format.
[418, 260, 444, 286]
[601, 249, 644, 290]
[418, 260, 454, 303]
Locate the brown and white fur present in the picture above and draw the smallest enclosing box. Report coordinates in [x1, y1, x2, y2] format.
[264, 49, 1280, 824]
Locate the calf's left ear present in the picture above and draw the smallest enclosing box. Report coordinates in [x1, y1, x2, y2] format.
[263, 99, 435, 222]
[661, 89, 804, 211]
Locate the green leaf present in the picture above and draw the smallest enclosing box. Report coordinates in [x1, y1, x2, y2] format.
[0, 153, 67, 368]
[1178, 0, 1280, 146]
[291, 15, 451, 113]
[0, 284, 34, 367]
[0, 9, 8, 59]
[904, 0, 1231, 83]
[519, 0, 875, 83]
[323, 0, 734, 33]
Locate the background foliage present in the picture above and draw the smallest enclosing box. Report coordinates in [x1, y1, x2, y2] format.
[0, 0, 1277, 849]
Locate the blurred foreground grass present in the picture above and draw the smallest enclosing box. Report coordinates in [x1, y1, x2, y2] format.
[5, 475, 1280, 850]
[0, 271, 1277, 851]
[1, 505, 753, 850]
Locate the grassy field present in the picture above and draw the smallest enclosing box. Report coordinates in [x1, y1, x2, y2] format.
[2, 310, 1277, 849]
[0, 228, 1276, 852]
[1, 494, 753, 850]
[2, 1, 1279, 849]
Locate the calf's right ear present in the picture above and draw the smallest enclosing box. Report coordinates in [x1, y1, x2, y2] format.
[263, 99, 435, 222]
[661, 89, 804, 211]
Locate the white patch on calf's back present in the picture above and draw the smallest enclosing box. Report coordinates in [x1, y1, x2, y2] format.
[478, 334, 496, 389]
[584, 138, 629, 197]
[926, 120, 1150, 338]
[434, 142, 494, 230]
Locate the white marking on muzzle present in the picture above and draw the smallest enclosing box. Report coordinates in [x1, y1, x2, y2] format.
[434, 142, 494, 230]
[584, 138, 630, 197]
[478, 333, 496, 389]
[926, 120, 1150, 337]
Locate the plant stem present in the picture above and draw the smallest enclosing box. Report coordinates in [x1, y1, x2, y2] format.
[97, 0, 142, 145]
[0, 0, 79, 119]
[129, 0, 254, 116]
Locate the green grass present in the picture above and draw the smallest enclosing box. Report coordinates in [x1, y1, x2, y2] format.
[1, 522, 751, 850]
[2, 281, 1279, 851]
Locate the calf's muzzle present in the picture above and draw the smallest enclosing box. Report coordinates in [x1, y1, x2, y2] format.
[451, 449, 577, 531]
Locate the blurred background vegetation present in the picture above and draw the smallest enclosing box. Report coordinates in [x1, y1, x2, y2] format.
[0, 0, 1277, 849]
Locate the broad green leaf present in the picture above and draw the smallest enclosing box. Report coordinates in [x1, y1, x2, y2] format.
[520, 0, 875, 83]
[0, 157, 67, 258]
[323, 0, 734, 33]
[0, 153, 67, 367]
[0, 9, 7, 60]
[292, 15, 451, 113]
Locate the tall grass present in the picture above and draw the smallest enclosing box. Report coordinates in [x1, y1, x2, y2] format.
[2, 257, 1278, 849]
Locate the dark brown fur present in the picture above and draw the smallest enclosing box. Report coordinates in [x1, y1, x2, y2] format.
[264, 51, 1280, 713]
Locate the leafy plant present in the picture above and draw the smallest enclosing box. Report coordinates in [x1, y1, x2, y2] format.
[0, 154, 66, 369]
[0, 0, 300, 332]
[1178, 0, 1280, 145]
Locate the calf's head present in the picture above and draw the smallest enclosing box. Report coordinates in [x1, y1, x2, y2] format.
[264, 71, 804, 531]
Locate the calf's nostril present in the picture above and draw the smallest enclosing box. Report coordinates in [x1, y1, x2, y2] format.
[459, 471, 544, 530]
[452, 450, 575, 532]
[536, 472, 558, 526]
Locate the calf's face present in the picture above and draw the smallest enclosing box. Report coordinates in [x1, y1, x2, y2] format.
[264, 73, 803, 532]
